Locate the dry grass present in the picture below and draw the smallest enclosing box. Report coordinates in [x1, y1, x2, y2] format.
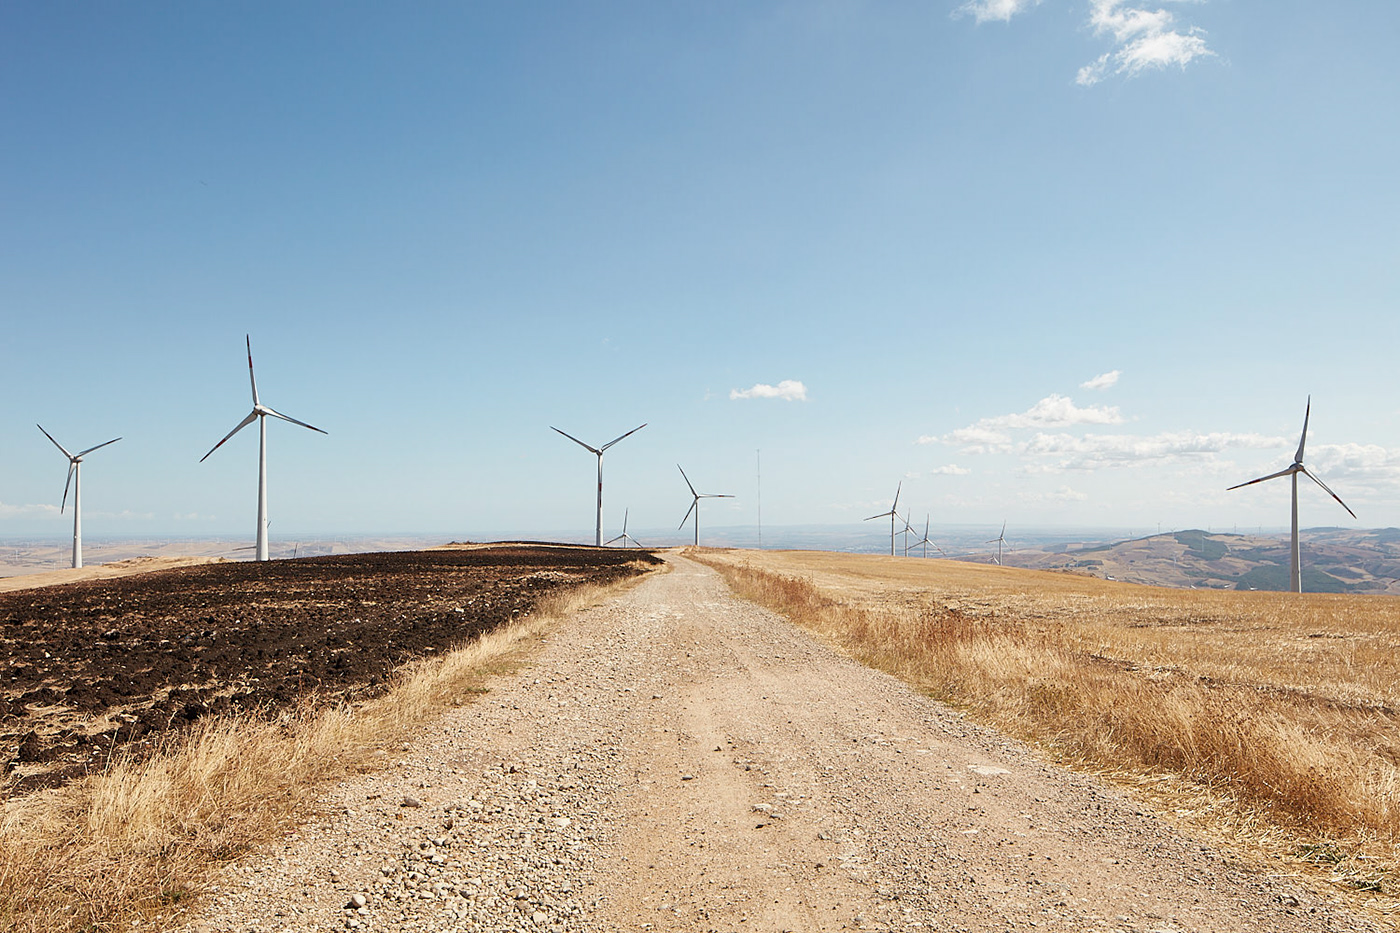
[695, 548, 1400, 897]
[0, 574, 647, 933]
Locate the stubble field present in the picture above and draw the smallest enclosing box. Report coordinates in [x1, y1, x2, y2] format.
[695, 547, 1400, 900]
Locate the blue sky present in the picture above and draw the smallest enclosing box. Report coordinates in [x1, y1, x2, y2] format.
[3, 1, 1398, 544]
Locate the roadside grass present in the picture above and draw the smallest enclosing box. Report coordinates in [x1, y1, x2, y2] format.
[694, 549, 1400, 901]
[0, 570, 652, 933]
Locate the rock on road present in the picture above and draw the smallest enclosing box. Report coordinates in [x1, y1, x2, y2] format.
[180, 555, 1378, 933]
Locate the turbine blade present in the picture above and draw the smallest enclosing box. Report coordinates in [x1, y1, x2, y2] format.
[200, 410, 258, 462]
[1227, 465, 1296, 490]
[261, 405, 328, 434]
[246, 335, 260, 407]
[1295, 396, 1311, 463]
[679, 499, 697, 529]
[552, 426, 601, 455]
[605, 534, 625, 545]
[61, 463, 75, 513]
[1301, 466, 1357, 519]
[892, 481, 901, 511]
[36, 424, 74, 460]
[864, 510, 893, 522]
[600, 423, 647, 452]
[677, 464, 698, 497]
[75, 437, 122, 458]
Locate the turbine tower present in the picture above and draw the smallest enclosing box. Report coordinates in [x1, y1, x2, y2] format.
[1228, 397, 1355, 593]
[863, 482, 901, 556]
[551, 423, 646, 546]
[36, 425, 121, 570]
[201, 336, 326, 562]
[677, 465, 733, 546]
[986, 521, 1009, 565]
[605, 508, 643, 548]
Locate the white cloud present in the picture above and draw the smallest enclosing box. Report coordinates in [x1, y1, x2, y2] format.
[924, 394, 1125, 451]
[1021, 485, 1090, 503]
[0, 502, 60, 519]
[956, 0, 1041, 24]
[1077, 0, 1214, 87]
[1025, 431, 1288, 470]
[1080, 370, 1121, 391]
[730, 379, 808, 402]
[929, 464, 973, 476]
[1308, 444, 1400, 492]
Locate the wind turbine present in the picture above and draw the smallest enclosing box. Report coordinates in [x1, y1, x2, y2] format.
[677, 465, 733, 546]
[913, 515, 945, 559]
[1227, 397, 1355, 593]
[36, 425, 121, 570]
[986, 521, 1009, 565]
[201, 336, 326, 562]
[551, 423, 646, 546]
[863, 482, 901, 556]
[605, 508, 643, 548]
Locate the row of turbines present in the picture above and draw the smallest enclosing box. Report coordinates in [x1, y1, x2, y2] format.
[860, 398, 1353, 594]
[33, 338, 737, 570]
[549, 423, 733, 548]
[28, 337, 1356, 593]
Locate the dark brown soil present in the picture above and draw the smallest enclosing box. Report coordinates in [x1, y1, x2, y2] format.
[0, 545, 661, 793]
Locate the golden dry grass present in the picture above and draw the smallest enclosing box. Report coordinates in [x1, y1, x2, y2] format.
[0, 573, 650, 933]
[695, 548, 1400, 896]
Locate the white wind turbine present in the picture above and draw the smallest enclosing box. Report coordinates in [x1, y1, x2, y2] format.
[863, 482, 901, 556]
[913, 514, 945, 559]
[986, 521, 1009, 565]
[552, 423, 646, 547]
[1228, 397, 1355, 593]
[201, 336, 326, 562]
[678, 465, 733, 546]
[605, 508, 643, 548]
[36, 425, 121, 570]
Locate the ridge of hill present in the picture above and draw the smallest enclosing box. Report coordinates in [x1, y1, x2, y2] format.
[1005, 527, 1400, 593]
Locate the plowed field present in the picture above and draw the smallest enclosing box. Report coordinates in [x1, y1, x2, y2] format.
[0, 545, 661, 793]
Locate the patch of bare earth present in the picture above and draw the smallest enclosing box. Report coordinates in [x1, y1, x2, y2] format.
[175, 554, 1377, 933]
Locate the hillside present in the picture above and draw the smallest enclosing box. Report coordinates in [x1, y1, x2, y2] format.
[1001, 527, 1400, 594]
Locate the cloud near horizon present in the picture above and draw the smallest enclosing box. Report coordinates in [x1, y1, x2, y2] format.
[730, 379, 808, 402]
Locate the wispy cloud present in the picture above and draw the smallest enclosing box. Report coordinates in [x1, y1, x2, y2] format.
[1080, 369, 1121, 391]
[956, 0, 1041, 25]
[956, 0, 1214, 86]
[920, 393, 1124, 452]
[1077, 1, 1214, 87]
[1025, 430, 1288, 470]
[929, 464, 973, 476]
[0, 502, 60, 519]
[730, 379, 808, 402]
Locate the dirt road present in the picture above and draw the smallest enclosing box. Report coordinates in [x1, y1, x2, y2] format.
[180, 554, 1379, 932]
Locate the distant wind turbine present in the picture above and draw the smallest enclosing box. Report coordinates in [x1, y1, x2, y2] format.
[986, 521, 1009, 565]
[677, 465, 733, 546]
[863, 482, 901, 556]
[605, 508, 643, 548]
[913, 515, 945, 559]
[552, 423, 646, 546]
[1228, 397, 1355, 593]
[201, 336, 326, 562]
[36, 425, 121, 570]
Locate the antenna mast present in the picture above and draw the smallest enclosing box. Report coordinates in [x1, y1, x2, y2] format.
[757, 449, 762, 550]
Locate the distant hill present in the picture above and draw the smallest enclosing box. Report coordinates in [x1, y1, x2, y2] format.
[1003, 528, 1400, 594]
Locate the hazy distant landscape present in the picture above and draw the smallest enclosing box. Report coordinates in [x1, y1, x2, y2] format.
[7, 525, 1400, 594]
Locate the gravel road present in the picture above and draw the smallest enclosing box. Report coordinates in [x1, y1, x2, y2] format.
[177, 554, 1381, 933]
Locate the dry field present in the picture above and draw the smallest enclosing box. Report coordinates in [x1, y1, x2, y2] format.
[695, 548, 1400, 898]
[0, 547, 660, 933]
